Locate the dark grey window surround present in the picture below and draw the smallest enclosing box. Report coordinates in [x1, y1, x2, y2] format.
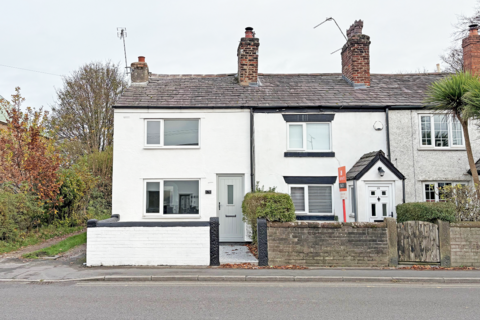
[282, 114, 335, 122]
[283, 176, 337, 185]
[284, 152, 335, 158]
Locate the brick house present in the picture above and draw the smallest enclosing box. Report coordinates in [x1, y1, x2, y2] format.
[86, 21, 480, 266]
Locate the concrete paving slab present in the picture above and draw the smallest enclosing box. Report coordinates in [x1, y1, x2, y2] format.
[220, 244, 258, 264]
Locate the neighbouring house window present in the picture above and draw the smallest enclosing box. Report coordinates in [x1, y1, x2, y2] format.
[420, 115, 464, 148]
[145, 180, 199, 215]
[287, 123, 331, 151]
[145, 119, 199, 147]
[424, 182, 465, 202]
[289, 185, 333, 214]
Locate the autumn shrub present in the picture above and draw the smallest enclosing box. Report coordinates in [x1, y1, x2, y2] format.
[0, 187, 44, 242]
[242, 191, 296, 244]
[440, 184, 480, 221]
[396, 202, 456, 223]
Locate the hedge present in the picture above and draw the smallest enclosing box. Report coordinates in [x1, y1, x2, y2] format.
[396, 202, 456, 223]
[242, 192, 296, 244]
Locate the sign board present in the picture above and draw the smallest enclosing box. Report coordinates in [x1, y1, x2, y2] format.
[340, 191, 347, 200]
[338, 166, 347, 192]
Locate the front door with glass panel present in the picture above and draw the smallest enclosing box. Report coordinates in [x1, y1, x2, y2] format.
[218, 176, 244, 242]
[367, 186, 390, 221]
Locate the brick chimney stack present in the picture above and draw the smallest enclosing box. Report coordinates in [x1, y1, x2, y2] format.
[131, 56, 149, 83]
[341, 20, 371, 88]
[462, 24, 480, 75]
[237, 27, 260, 86]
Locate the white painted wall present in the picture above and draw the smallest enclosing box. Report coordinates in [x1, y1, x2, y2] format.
[112, 109, 251, 232]
[86, 227, 209, 266]
[254, 112, 388, 222]
[389, 110, 480, 203]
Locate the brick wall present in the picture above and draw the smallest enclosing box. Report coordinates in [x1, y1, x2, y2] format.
[237, 34, 259, 86]
[450, 223, 480, 267]
[267, 222, 389, 267]
[462, 28, 480, 75]
[87, 226, 210, 266]
[341, 20, 371, 87]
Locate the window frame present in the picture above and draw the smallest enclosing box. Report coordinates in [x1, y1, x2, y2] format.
[143, 179, 201, 219]
[418, 114, 465, 150]
[144, 119, 201, 149]
[286, 122, 332, 152]
[288, 184, 334, 215]
[423, 181, 467, 202]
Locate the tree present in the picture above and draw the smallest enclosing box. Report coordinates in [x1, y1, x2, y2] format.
[0, 88, 62, 203]
[51, 62, 128, 155]
[440, 2, 480, 72]
[425, 72, 480, 188]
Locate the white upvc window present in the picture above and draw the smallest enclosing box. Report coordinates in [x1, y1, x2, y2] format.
[145, 119, 200, 148]
[423, 182, 466, 202]
[144, 179, 200, 217]
[419, 114, 464, 149]
[289, 185, 333, 214]
[287, 123, 331, 151]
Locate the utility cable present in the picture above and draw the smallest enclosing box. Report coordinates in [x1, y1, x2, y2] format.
[0, 64, 63, 77]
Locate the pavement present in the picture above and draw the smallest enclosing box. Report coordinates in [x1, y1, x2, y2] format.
[1, 256, 480, 283]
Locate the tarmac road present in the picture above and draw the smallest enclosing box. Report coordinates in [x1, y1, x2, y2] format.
[0, 281, 479, 319]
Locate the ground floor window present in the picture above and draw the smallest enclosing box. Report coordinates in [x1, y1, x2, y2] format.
[145, 180, 199, 215]
[424, 182, 466, 202]
[289, 185, 333, 214]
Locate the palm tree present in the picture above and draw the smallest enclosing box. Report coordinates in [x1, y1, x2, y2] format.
[424, 72, 480, 187]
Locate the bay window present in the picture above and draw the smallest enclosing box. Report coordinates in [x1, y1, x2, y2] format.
[145, 119, 199, 147]
[289, 185, 333, 214]
[145, 180, 199, 216]
[420, 115, 464, 148]
[288, 123, 331, 151]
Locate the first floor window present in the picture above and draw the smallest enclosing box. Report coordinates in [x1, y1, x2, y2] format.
[289, 185, 333, 214]
[424, 182, 465, 202]
[288, 123, 331, 151]
[145, 119, 199, 147]
[420, 115, 464, 148]
[145, 180, 199, 215]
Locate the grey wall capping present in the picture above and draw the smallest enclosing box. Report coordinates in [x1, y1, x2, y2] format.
[88, 217, 209, 228]
[283, 176, 337, 185]
[284, 152, 335, 158]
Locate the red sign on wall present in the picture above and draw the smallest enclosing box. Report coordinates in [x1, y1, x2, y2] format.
[338, 166, 347, 192]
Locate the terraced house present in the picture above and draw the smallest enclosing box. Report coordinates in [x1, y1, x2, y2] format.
[87, 21, 480, 266]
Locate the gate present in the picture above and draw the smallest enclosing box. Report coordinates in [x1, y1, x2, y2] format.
[397, 221, 440, 264]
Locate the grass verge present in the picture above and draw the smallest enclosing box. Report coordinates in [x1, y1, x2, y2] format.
[23, 232, 86, 259]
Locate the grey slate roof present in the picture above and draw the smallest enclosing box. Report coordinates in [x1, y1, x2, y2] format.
[115, 73, 446, 108]
[347, 151, 383, 180]
[467, 159, 480, 175]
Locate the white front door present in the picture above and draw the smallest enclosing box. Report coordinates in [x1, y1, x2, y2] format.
[218, 176, 244, 242]
[367, 186, 391, 221]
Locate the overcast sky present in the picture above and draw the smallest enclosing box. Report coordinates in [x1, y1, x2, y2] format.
[0, 0, 477, 110]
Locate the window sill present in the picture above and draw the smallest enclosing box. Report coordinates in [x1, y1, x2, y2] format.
[284, 152, 335, 158]
[417, 148, 466, 152]
[144, 146, 200, 150]
[142, 214, 201, 219]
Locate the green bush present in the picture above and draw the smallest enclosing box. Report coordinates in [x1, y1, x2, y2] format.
[0, 188, 44, 242]
[396, 202, 456, 223]
[242, 192, 296, 243]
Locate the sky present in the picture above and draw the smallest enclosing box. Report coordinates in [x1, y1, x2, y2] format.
[0, 0, 477, 110]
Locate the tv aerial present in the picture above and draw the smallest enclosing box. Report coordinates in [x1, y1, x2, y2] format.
[314, 17, 347, 54]
[117, 27, 130, 75]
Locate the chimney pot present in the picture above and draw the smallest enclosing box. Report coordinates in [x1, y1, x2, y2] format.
[138, 56, 145, 62]
[245, 27, 254, 38]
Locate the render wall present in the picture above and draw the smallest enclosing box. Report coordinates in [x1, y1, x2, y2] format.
[254, 112, 388, 222]
[389, 110, 480, 203]
[86, 226, 210, 266]
[451, 224, 480, 267]
[112, 109, 251, 226]
[267, 222, 389, 267]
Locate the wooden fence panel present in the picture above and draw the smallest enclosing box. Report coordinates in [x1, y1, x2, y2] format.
[397, 221, 440, 263]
